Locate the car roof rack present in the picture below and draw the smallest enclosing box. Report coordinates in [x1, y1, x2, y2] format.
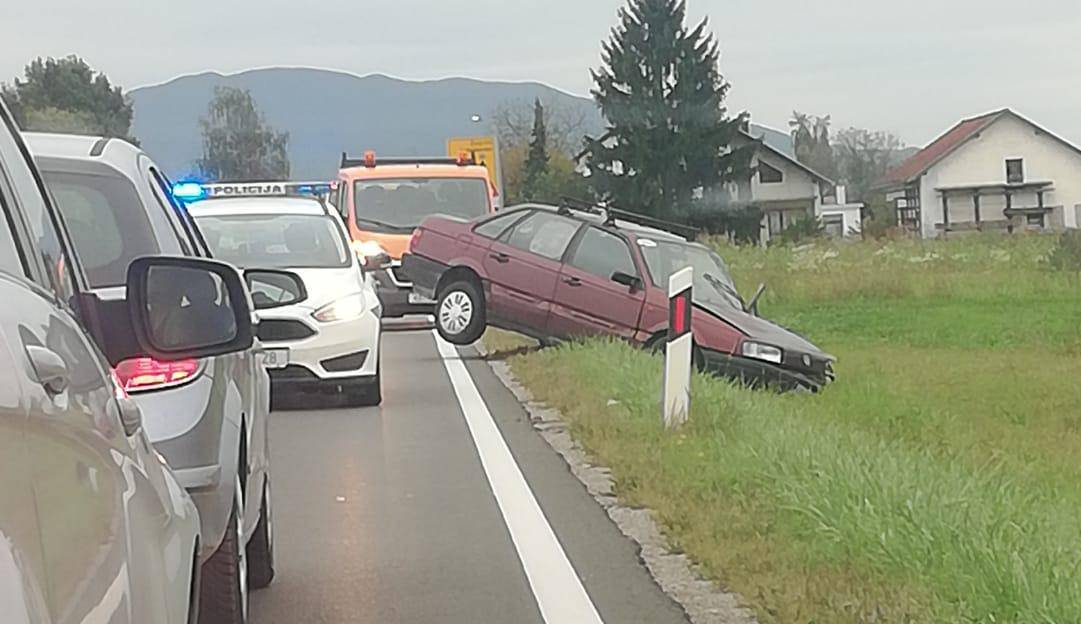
[341, 151, 475, 169]
[556, 197, 700, 241]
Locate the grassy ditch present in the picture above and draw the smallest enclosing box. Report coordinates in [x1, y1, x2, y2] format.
[491, 233, 1081, 623]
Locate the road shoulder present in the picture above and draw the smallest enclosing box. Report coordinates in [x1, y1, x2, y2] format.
[475, 344, 757, 624]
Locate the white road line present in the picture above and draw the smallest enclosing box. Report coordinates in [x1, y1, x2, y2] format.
[435, 334, 605, 624]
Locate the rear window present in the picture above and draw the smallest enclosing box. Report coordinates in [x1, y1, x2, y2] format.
[195, 214, 351, 269]
[42, 170, 160, 288]
[353, 177, 490, 232]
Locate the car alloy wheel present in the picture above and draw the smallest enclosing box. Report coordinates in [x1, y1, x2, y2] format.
[439, 291, 473, 336]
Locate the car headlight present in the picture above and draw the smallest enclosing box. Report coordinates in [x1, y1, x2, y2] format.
[741, 341, 783, 364]
[312, 293, 367, 323]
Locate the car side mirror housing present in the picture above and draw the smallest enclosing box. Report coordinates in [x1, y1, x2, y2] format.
[127, 256, 254, 361]
[245, 269, 307, 311]
[611, 271, 644, 291]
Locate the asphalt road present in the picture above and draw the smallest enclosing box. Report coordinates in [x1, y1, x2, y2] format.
[250, 330, 690, 624]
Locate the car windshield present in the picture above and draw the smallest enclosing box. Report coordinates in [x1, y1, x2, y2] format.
[353, 177, 489, 231]
[638, 239, 744, 311]
[195, 214, 350, 269]
[41, 169, 162, 288]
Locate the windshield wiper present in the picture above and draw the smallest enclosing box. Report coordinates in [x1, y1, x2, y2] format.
[703, 273, 746, 310]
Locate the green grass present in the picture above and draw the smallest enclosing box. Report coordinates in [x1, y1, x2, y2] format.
[498, 233, 1081, 623]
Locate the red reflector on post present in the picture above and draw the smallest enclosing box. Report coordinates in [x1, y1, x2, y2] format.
[673, 296, 687, 335]
[114, 357, 200, 392]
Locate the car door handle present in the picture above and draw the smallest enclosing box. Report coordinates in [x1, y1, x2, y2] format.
[489, 252, 510, 264]
[26, 345, 70, 395]
[562, 277, 582, 287]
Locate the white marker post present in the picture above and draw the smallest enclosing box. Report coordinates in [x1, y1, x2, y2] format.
[663, 267, 693, 429]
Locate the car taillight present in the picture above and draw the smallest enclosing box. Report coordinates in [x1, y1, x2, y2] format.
[409, 228, 422, 250]
[114, 357, 202, 393]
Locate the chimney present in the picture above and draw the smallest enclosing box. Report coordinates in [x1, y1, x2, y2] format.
[836, 185, 847, 205]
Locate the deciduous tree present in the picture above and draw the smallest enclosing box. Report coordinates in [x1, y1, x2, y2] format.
[1, 56, 135, 140]
[197, 86, 290, 182]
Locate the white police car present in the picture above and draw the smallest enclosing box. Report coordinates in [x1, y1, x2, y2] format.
[178, 182, 383, 406]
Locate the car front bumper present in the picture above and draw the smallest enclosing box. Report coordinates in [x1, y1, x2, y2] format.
[700, 349, 833, 393]
[259, 306, 381, 390]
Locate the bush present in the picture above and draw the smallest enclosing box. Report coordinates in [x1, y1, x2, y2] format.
[1048, 229, 1081, 271]
[678, 202, 762, 245]
[773, 215, 824, 245]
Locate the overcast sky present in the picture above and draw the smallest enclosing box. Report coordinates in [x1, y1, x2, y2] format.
[4, 0, 1081, 146]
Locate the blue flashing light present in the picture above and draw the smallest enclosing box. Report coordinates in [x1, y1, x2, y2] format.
[172, 182, 206, 201]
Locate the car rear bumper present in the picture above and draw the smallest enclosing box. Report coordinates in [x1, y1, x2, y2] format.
[700, 349, 833, 393]
[372, 261, 436, 317]
[399, 253, 445, 302]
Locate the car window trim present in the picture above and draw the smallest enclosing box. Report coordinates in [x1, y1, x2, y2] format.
[0, 110, 89, 296]
[564, 225, 640, 279]
[472, 208, 530, 240]
[500, 211, 583, 262]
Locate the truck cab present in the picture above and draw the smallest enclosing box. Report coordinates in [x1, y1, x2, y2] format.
[334, 151, 497, 317]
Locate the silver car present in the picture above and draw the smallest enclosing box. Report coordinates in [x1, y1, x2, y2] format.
[0, 97, 227, 623]
[28, 133, 277, 624]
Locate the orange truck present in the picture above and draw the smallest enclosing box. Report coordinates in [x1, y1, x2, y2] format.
[333, 151, 498, 317]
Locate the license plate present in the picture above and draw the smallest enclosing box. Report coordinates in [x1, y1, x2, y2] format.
[408, 292, 435, 305]
[263, 348, 289, 369]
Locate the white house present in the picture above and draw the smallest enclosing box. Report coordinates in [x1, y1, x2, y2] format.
[729, 131, 845, 243]
[819, 186, 863, 237]
[878, 108, 1081, 238]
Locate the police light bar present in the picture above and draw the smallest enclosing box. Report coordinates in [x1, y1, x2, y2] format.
[172, 181, 335, 201]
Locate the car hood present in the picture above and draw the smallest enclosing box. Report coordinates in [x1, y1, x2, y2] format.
[284, 266, 368, 311]
[695, 299, 832, 359]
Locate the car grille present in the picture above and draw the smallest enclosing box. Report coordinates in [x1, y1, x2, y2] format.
[257, 320, 316, 342]
[321, 350, 369, 373]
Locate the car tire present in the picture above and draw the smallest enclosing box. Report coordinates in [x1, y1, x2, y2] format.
[435, 280, 486, 345]
[199, 476, 248, 624]
[246, 478, 275, 590]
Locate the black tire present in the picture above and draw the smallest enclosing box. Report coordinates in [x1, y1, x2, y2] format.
[435, 279, 486, 345]
[199, 477, 248, 624]
[246, 478, 275, 590]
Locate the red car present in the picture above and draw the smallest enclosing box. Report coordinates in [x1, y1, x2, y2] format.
[402, 202, 835, 391]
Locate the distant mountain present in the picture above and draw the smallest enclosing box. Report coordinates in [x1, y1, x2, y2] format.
[129, 67, 793, 180]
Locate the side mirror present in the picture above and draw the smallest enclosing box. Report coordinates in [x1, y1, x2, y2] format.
[245, 269, 307, 311]
[127, 256, 254, 361]
[747, 283, 767, 317]
[611, 271, 644, 292]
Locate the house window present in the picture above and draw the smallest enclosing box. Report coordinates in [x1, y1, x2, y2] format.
[758, 161, 783, 184]
[1006, 159, 1024, 184]
[823, 214, 845, 237]
[1026, 213, 1044, 227]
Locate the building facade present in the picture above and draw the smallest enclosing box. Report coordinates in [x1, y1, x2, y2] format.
[879, 109, 1081, 238]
